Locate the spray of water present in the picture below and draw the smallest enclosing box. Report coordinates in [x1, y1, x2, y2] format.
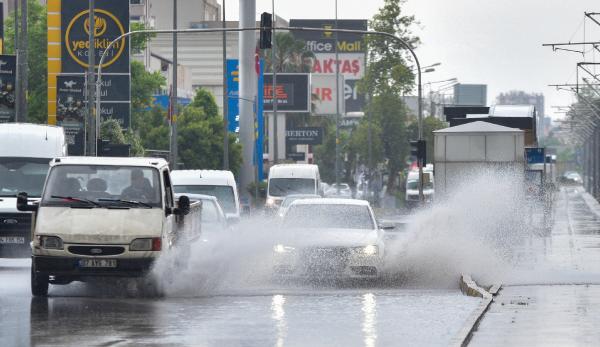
[383, 167, 540, 288]
[151, 168, 549, 296]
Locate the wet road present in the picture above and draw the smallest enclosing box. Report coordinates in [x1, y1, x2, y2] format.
[0, 260, 480, 346]
[470, 187, 600, 346]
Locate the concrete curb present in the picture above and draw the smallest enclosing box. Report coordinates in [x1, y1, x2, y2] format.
[450, 274, 501, 347]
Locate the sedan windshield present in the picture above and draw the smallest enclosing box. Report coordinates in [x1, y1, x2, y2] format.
[42, 165, 161, 207]
[269, 178, 315, 197]
[283, 204, 375, 230]
[0, 157, 50, 197]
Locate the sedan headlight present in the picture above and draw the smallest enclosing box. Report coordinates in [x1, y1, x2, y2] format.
[273, 244, 295, 253]
[37, 236, 63, 250]
[353, 245, 378, 256]
[130, 238, 162, 251]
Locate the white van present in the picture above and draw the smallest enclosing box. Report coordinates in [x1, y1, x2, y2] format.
[0, 123, 67, 258]
[266, 164, 321, 209]
[171, 170, 240, 222]
[17, 157, 195, 296]
[405, 169, 434, 208]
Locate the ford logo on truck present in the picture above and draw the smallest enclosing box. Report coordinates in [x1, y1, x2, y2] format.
[90, 248, 103, 254]
[3, 219, 18, 225]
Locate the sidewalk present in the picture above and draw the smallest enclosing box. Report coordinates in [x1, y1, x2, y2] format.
[469, 187, 600, 346]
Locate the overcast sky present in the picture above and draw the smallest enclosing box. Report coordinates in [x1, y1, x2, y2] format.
[223, 0, 600, 119]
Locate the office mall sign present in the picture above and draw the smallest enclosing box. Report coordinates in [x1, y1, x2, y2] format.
[61, 0, 129, 73]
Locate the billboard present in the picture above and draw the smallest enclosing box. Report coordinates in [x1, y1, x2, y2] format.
[289, 19, 367, 53]
[56, 75, 85, 155]
[0, 54, 15, 123]
[61, 0, 129, 73]
[264, 73, 310, 113]
[56, 0, 131, 130]
[286, 127, 324, 146]
[290, 19, 367, 113]
[311, 74, 344, 115]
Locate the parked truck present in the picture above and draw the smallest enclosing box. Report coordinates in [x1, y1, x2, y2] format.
[0, 123, 67, 258]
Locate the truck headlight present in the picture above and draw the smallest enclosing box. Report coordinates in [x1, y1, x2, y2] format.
[266, 198, 276, 206]
[354, 245, 378, 256]
[37, 236, 63, 250]
[273, 244, 295, 253]
[130, 238, 161, 251]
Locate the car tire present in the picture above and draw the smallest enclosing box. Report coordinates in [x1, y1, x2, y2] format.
[31, 264, 49, 297]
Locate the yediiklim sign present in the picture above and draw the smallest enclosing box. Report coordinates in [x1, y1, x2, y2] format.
[61, 0, 129, 73]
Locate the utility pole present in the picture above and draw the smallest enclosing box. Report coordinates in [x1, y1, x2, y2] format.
[222, 0, 229, 170]
[271, 0, 278, 163]
[18, 0, 27, 122]
[13, 0, 19, 121]
[238, 0, 257, 206]
[170, 0, 178, 169]
[86, 0, 95, 156]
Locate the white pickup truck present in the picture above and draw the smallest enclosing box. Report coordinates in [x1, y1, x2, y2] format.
[17, 156, 199, 296]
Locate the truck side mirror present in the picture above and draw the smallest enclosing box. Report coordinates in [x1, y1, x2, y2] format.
[16, 192, 38, 212]
[175, 195, 190, 216]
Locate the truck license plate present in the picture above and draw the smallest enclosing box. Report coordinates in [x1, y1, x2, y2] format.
[79, 259, 117, 268]
[0, 237, 25, 244]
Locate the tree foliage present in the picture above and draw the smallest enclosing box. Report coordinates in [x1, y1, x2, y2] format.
[261, 32, 314, 73]
[354, 0, 420, 192]
[5, 0, 47, 124]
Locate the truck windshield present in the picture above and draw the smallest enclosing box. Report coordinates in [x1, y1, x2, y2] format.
[42, 165, 161, 208]
[0, 157, 50, 197]
[269, 178, 315, 197]
[173, 185, 236, 214]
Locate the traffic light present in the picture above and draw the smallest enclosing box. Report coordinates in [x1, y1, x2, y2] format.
[410, 140, 426, 165]
[259, 12, 273, 49]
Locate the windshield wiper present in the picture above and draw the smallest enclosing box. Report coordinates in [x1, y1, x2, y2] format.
[50, 195, 101, 208]
[98, 198, 152, 209]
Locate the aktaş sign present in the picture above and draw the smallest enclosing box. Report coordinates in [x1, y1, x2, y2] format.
[61, 0, 129, 73]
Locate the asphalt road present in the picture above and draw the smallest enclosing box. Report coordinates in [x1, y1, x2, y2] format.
[0, 259, 481, 346]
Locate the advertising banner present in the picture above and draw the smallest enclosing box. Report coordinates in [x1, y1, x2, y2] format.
[290, 19, 367, 113]
[286, 127, 324, 146]
[226, 59, 240, 134]
[344, 80, 365, 114]
[225, 58, 264, 180]
[311, 74, 345, 116]
[256, 59, 264, 180]
[289, 19, 367, 53]
[61, 0, 130, 73]
[310, 53, 365, 80]
[0, 54, 15, 122]
[263, 74, 310, 113]
[56, 75, 86, 155]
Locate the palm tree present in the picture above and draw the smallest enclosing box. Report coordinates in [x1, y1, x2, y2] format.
[261, 32, 314, 73]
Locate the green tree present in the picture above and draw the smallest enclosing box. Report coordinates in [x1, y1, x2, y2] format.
[261, 32, 314, 73]
[5, 0, 47, 124]
[176, 89, 242, 176]
[357, 0, 420, 192]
